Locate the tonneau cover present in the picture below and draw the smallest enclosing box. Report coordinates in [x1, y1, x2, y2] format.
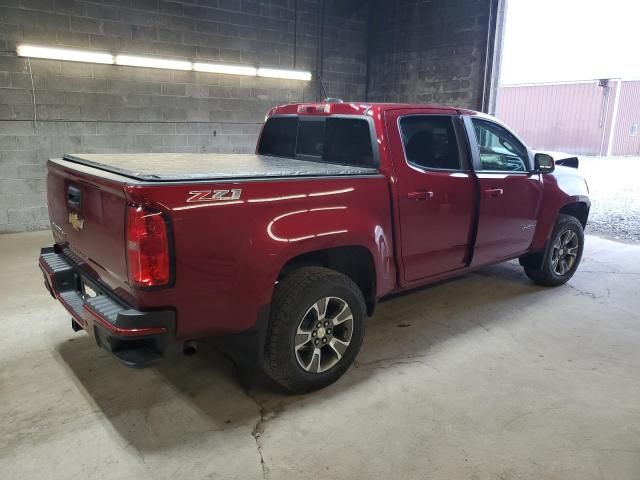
[61, 153, 378, 181]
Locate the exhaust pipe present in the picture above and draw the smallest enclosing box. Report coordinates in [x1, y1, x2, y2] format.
[183, 340, 197, 356]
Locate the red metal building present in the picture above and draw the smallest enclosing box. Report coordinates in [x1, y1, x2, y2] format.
[496, 79, 640, 156]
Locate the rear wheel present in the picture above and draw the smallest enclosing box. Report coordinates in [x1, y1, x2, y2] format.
[523, 214, 584, 286]
[263, 267, 366, 393]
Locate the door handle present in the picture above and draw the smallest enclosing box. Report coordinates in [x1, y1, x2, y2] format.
[484, 188, 504, 197]
[67, 185, 82, 209]
[407, 191, 434, 200]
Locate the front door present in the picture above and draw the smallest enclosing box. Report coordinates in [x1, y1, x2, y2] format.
[387, 111, 476, 284]
[466, 117, 544, 266]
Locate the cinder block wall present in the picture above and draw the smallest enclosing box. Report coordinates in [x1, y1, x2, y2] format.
[366, 0, 495, 109]
[0, 0, 499, 233]
[0, 0, 369, 232]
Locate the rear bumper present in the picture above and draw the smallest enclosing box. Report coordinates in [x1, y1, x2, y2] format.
[39, 246, 175, 367]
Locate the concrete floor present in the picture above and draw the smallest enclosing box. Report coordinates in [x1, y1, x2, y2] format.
[1, 231, 640, 480]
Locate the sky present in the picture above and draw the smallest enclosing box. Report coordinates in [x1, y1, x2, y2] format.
[500, 0, 640, 85]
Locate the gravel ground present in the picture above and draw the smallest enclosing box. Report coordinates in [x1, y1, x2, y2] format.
[578, 156, 640, 243]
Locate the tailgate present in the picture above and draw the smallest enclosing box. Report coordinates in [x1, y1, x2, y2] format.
[46, 159, 130, 296]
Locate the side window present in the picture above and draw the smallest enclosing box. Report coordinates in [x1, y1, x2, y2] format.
[472, 119, 529, 172]
[399, 116, 461, 170]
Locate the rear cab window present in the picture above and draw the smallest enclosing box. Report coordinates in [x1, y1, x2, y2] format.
[258, 116, 376, 168]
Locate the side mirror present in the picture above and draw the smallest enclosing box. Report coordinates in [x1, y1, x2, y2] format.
[534, 153, 555, 174]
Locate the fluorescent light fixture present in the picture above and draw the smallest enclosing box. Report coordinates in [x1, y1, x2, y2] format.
[115, 55, 192, 71]
[258, 68, 312, 81]
[17, 44, 313, 81]
[16, 44, 114, 64]
[193, 62, 257, 76]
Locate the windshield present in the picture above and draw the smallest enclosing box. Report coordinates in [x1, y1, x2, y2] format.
[258, 117, 375, 168]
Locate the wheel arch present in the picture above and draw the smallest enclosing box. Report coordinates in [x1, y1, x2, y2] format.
[531, 194, 590, 252]
[277, 245, 378, 315]
[559, 201, 590, 228]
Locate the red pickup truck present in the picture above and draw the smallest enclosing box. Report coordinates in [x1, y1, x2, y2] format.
[39, 102, 590, 392]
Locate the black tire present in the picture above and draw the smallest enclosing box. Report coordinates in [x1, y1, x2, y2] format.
[263, 267, 366, 393]
[523, 214, 584, 287]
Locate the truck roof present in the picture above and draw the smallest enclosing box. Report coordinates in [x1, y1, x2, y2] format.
[269, 102, 478, 117]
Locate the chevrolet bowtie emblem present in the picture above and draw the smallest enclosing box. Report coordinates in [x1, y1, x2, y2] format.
[68, 212, 84, 231]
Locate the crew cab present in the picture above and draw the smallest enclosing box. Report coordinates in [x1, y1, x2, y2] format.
[39, 102, 590, 392]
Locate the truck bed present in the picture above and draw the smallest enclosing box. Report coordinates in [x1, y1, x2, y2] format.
[61, 153, 378, 182]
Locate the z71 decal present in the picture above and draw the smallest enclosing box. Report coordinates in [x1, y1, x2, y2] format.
[186, 189, 242, 202]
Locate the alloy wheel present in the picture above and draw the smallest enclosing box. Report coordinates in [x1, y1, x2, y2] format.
[294, 296, 354, 373]
[551, 229, 579, 276]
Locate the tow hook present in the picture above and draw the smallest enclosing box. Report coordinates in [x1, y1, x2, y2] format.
[183, 340, 198, 356]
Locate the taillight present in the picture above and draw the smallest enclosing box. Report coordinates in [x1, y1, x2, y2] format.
[126, 205, 172, 288]
[297, 103, 331, 114]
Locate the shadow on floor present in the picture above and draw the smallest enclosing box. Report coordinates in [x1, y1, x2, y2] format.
[54, 261, 548, 454]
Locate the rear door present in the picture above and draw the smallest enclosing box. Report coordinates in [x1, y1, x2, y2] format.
[464, 116, 543, 265]
[386, 110, 476, 283]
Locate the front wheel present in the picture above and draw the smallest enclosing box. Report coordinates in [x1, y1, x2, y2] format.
[263, 267, 366, 393]
[523, 214, 585, 286]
